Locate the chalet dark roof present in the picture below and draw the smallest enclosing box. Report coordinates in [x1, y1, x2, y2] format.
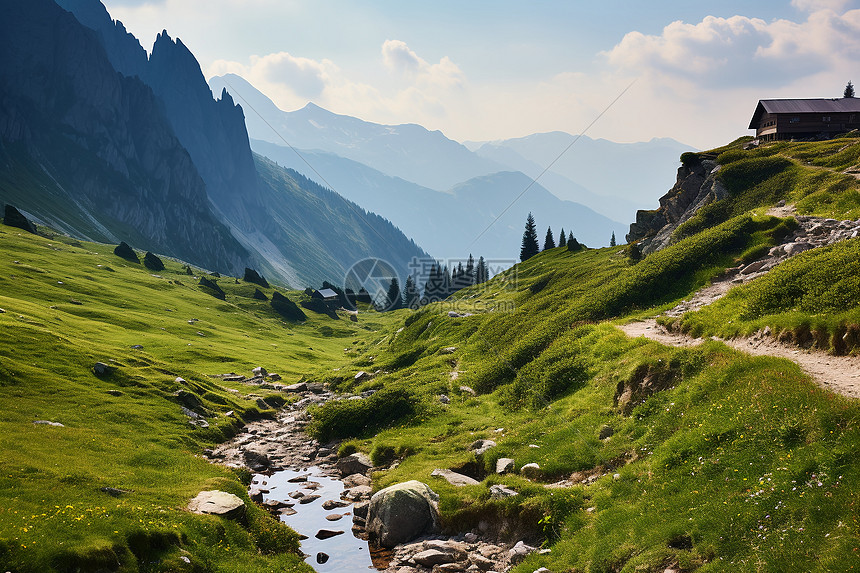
[314, 288, 339, 299]
[749, 98, 860, 128]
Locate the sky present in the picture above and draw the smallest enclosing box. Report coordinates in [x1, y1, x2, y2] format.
[103, 0, 860, 150]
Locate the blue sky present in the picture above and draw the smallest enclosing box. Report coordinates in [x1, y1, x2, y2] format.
[104, 0, 860, 149]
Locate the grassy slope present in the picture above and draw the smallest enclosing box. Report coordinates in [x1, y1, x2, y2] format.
[308, 137, 860, 572]
[0, 227, 391, 572]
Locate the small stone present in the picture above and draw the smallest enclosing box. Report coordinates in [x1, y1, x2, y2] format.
[180, 555, 191, 564]
[252, 366, 268, 378]
[315, 529, 344, 539]
[464, 532, 478, 543]
[598, 424, 614, 439]
[439, 394, 450, 404]
[355, 370, 369, 381]
[343, 473, 372, 488]
[495, 458, 515, 474]
[316, 552, 330, 564]
[280, 507, 297, 516]
[508, 541, 537, 564]
[325, 513, 344, 521]
[459, 385, 477, 396]
[489, 484, 518, 499]
[130, 344, 143, 349]
[299, 494, 321, 504]
[520, 463, 541, 478]
[33, 420, 64, 427]
[413, 549, 456, 567]
[93, 362, 114, 377]
[468, 439, 497, 456]
[431, 468, 479, 487]
[440, 347, 458, 354]
[322, 499, 350, 510]
[336, 452, 373, 476]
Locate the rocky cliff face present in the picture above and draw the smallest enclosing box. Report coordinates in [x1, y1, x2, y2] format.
[0, 0, 250, 273]
[626, 154, 727, 254]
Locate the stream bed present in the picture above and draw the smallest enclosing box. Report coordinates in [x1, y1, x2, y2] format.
[253, 467, 377, 572]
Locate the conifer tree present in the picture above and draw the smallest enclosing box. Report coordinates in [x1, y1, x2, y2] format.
[544, 226, 556, 250]
[610, 231, 617, 247]
[520, 213, 540, 261]
[568, 230, 574, 245]
[476, 256, 488, 284]
[442, 266, 453, 297]
[424, 264, 442, 301]
[403, 276, 420, 309]
[845, 81, 855, 98]
[385, 277, 402, 311]
[558, 228, 567, 248]
[465, 255, 475, 287]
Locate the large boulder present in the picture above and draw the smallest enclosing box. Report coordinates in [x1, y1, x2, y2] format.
[188, 490, 245, 520]
[3, 205, 37, 234]
[243, 267, 270, 288]
[143, 251, 165, 271]
[367, 480, 440, 548]
[113, 241, 139, 263]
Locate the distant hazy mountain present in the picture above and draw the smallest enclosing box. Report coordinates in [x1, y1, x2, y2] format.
[1, 0, 429, 288]
[210, 74, 507, 192]
[211, 74, 692, 225]
[252, 140, 626, 262]
[470, 133, 693, 222]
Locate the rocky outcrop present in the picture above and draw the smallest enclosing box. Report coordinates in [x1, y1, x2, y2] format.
[3, 205, 37, 234]
[367, 481, 440, 548]
[627, 154, 727, 254]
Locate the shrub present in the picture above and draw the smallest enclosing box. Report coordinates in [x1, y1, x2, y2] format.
[309, 388, 419, 442]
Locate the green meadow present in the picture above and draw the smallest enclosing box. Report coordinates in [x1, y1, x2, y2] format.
[3, 135, 860, 572]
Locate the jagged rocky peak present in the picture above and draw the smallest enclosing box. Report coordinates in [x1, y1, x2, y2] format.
[626, 153, 727, 255]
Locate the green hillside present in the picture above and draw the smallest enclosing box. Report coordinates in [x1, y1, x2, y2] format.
[0, 226, 390, 572]
[307, 136, 860, 572]
[2, 135, 860, 573]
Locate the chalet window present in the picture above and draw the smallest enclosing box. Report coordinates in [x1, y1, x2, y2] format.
[823, 116, 831, 122]
[790, 117, 800, 123]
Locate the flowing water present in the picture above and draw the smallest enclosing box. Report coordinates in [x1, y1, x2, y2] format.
[253, 467, 377, 572]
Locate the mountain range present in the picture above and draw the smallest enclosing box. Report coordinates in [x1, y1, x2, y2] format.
[0, 0, 428, 288]
[209, 73, 691, 254]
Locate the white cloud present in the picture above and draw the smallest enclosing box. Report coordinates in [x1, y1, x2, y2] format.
[604, 9, 860, 89]
[382, 39, 424, 74]
[792, 0, 854, 12]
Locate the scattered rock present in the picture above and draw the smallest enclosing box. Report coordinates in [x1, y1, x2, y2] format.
[413, 549, 456, 567]
[113, 242, 139, 263]
[439, 394, 450, 404]
[252, 288, 268, 301]
[3, 205, 37, 234]
[299, 494, 321, 504]
[130, 344, 143, 349]
[187, 490, 245, 520]
[431, 468, 479, 487]
[440, 346, 458, 354]
[520, 463, 541, 478]
[459, 385, 477, 396]
[199, 277, 225, 300]
[343, 473, 372, 488]
[322, 499, 350, 510]
[280, 507, 297, 516]
[354, 370, 369, 381]
[243, 449, 271, 472]
[336, 452, 372, 476]
[508, 541, 537, 564]
[243, 268, 270, 288]
[367, 480, 440, 548]
[489, 484, 518, 499]
[325, 513, 344, 521]
[495, 458, 515, 474]
[252, 366, 268, 378]
[285, 382, 308, 393]
[315, 529, 344, 539]
[469, 439, 497, 456]
[93, 362, 114, 377]
[33, 420, 64, 427]
[106, 390, 123, 397]
[316, 552, 330, 564]
[143, 251, 165, 271]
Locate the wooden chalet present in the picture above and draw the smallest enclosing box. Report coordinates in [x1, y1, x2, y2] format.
[749, 98, 860, 141]
[312, 288, 339, 302]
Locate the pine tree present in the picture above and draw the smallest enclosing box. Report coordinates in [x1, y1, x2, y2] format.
[465, 255, 475, 287]
[403, 276, 420, 309]
[845, 81, 855, 98]
[558, 228, 567, 248]
[424, 264, 443, 301]
[384, 277, 402, 311]
[610, 231, 617, 247]
[568, 230, 574, 245]
[476, 256, 488, 284]
[543, 226, 556, 250]
[520, 213, 540, 261]
[442, 266, 453, 297]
